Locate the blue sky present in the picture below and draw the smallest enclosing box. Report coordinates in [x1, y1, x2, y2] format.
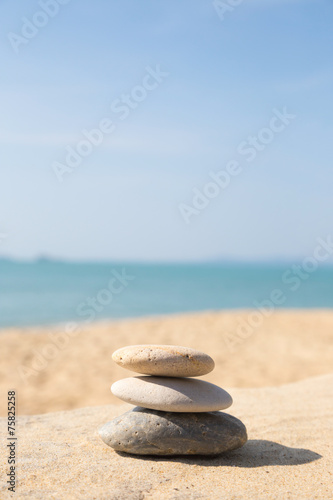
[1, 0, 333, 261]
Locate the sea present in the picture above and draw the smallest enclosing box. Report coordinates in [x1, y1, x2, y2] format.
[1, 259, 333, 328]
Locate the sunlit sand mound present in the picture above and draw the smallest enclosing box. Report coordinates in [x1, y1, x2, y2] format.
[0, 374, 332, 499]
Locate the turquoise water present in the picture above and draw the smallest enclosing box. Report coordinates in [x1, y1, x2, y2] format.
[1, 259, 333, 328]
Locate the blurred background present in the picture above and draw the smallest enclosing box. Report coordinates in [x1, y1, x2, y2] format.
[1, 0, 333, 327]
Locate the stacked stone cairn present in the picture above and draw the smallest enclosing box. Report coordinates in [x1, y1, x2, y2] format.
[99, 345, 247, 456]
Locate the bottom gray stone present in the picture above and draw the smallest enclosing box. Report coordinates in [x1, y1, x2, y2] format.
[98, 407, 247, 456]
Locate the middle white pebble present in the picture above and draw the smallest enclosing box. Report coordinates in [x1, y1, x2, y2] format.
[111, 376, 233, 412]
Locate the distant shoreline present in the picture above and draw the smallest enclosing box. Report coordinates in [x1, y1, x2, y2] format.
[1, 306, 333, 331]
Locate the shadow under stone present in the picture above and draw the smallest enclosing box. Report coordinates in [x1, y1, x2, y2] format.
[116, 440, 322, 468]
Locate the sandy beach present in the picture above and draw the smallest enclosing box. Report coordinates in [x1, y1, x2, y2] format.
[1, 309, 333, 499]
[1, 309, 333, 415]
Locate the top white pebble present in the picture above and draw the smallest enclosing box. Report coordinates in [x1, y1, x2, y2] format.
[112, 344, 215, 377]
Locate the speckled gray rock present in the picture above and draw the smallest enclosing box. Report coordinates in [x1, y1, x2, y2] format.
[111, 376, 233, 412]
[112, 344, 215, 377]
[99, 407, 247, 456]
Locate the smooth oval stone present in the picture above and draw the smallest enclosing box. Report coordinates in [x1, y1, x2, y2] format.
[99, 407, 247, 456]
[111, 376, 232, 412]
[112, 344, 215, 377]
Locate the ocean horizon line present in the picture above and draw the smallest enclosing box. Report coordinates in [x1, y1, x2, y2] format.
[1, 255, 333, 268]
